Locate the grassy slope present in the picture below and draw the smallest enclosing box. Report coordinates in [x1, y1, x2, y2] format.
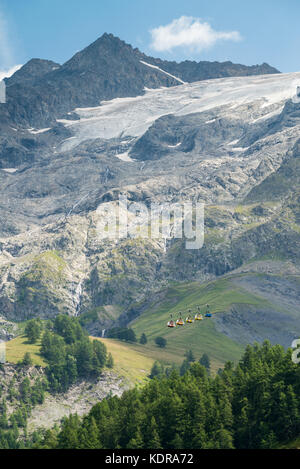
[5, 334, 154, 386]
[4, 276, 278, 377]
[5, 335, 46, 366]
[130, 277, 273, 372]
[93, 337, 155, 386]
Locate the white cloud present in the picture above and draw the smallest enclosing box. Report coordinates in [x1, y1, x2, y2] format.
[0, 64, 22, 81]
[150, 16, 242, 53]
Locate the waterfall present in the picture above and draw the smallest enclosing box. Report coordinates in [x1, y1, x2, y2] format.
[73, 280, 83, 316]
[101, 329, 106, 338]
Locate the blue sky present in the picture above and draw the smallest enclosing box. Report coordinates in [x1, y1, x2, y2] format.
[0, 0, 299, 76]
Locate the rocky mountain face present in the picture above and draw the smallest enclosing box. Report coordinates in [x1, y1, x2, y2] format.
[0, 34, 180, 168]
[1, 34, 179, 130]
[2, 33, 279, 127]
[0, 34, 279, 168]
[137, 52, 279, 83]
[0, 364, 125, 434]
[0, 33, 299, 348]
[5, 59, 60, 87]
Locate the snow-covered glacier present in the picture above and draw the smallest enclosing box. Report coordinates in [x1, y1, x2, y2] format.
[58, 71, 300, 151]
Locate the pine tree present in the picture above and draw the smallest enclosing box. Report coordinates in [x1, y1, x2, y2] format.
[180, 359, 190, 376]
[171, 433, 184, 449]
[185, 350, 196, 362]
[22, 352, 33, 366]
[79, 417, 101, 449]
[106, 353, 114, 368]
[66, 355, 78, 385]
[260, 431, 278, 449]
[127, 427, 144, 449]
[214, 427, 235, 449]
[19, 378, 31, 404]
[140, 333, 147, 345]
[150, 361, 164, 379]
[25, 319, 42, 344]
[199, 353, 210, 373]
[144, 417, 162, 449]
[40, 429, 58, 449]
[58, 414, 81, 449]
[191, 425, 207, 449]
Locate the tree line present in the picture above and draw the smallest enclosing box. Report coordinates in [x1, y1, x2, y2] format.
[33, 341, 300, 449]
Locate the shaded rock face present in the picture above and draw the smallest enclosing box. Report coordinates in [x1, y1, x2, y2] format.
[0, 33, 299, 348]
[214, 304, 298, 349]
[129, 113, 247, 161]
[214, 273, 300, 348]
[0, 317, 17, 340]
[5, 59, 60, 87]
[246, 136, 300, 202]
[137, 52, 279, 83]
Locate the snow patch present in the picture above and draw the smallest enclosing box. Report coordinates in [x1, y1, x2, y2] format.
[230, 147, 249, 152]
[28, 128, 51, 135]
[140, 60, 186, 85]
[1, 168, 17, 173]
[115, 152, 136, 162]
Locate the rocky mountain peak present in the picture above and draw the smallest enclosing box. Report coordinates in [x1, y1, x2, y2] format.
[6, 59, 60, 86]
[62, 33, 139, 72]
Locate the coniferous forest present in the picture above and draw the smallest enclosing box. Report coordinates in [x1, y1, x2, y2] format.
[30, 341, 300, 450]
[0, 315, 108, 449]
